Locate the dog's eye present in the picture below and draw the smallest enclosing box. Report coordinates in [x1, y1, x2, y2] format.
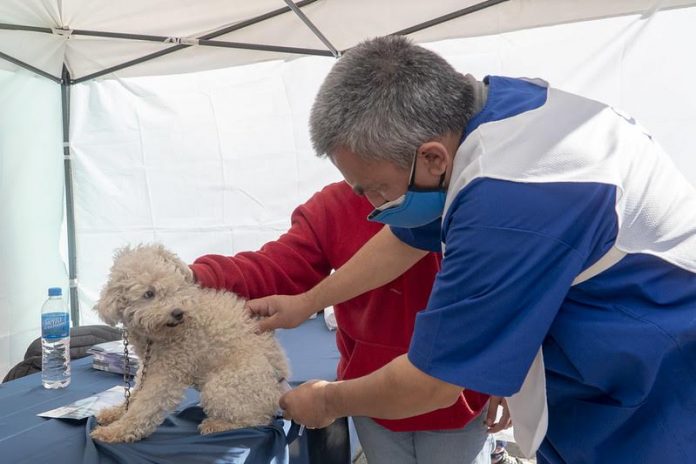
[143, 289, 155, 299]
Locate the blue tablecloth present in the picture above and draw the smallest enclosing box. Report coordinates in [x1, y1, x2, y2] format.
[0, 317, 341, 464]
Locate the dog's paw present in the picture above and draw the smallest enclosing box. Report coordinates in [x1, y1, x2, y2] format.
[198, 418, 238, 434]
[90, 424, 142, 443]
[96, 405, 125, 425]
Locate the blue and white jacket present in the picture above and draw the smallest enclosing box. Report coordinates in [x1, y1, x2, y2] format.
[393, 76, 696, 464]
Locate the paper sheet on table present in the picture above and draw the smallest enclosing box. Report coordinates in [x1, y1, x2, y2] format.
[37, 386, 125, 420]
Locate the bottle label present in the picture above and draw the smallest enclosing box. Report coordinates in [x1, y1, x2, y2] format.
[42, 312, 70, 339]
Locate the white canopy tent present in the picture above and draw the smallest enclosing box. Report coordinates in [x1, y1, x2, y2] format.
[3, 0, 696, 81]
[1, 0, 695, 378]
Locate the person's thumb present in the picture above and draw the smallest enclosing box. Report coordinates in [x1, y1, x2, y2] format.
[279, 392, 289, 410]
[257, 313, 280, 333]
[246, 296, 275, 317]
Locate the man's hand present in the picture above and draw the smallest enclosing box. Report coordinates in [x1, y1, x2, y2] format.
[279, 380, 337, 429]
[485, 396, 512, 433]
[246, 293, 317, 332]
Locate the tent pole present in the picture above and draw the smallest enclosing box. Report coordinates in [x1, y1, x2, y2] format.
[0, 50, 61, 83]
[71, 40, 332, 84]
[3, 0, 321, 85]
[283, 0, 340, 57]
[70, 0, 327, 85]
[60, 65, 80, 326]
[0, 0, 318, 40]
[391, 0, 511, 36]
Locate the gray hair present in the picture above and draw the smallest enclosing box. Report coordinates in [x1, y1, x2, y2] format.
[310, 35, 474, 168]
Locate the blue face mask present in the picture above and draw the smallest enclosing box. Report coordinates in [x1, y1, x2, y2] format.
[367, 155, 446, 228]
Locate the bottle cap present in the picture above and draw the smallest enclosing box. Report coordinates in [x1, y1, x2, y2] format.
[48, 287, 62, 296]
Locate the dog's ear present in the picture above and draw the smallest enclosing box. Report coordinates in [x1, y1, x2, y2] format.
[93, 245, 133, 326]
[94, 284, 127, 326]
[153, 244, 195, 283]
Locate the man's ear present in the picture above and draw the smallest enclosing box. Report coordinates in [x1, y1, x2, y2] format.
[416, 141, 450, 177]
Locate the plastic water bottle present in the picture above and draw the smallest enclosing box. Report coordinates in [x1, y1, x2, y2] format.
[41, 287, 71, 388]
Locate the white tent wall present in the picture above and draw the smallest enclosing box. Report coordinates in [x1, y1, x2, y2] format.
[0, 70, 64, 378]
[1, 4, 695, 379]
[2, 0, 696, 80]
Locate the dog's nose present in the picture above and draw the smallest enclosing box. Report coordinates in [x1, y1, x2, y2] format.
[170, 308, 184, 321]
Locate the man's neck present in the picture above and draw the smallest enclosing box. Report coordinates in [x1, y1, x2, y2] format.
[465, 74, 488, 117]
[442, 75, 488, 188]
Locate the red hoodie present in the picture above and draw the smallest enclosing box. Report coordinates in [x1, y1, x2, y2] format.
[190, 181, 488, 432]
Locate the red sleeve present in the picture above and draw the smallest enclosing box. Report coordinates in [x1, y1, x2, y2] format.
[190, 191, 333, 299]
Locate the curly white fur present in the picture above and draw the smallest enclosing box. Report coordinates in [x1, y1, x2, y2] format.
[90, 244, 290, 443]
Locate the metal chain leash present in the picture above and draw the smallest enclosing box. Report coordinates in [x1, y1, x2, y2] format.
[122, 328, 133, 411]
[122, 328, 152, 412]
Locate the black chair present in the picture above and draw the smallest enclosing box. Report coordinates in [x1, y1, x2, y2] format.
[2, 325, 121, 383]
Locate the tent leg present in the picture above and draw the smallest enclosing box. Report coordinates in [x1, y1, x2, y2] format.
[61, 65, 80, 326]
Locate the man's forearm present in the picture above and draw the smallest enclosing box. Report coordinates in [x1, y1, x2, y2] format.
[324, 354, 462, 420]
[304, 227, 428, 312]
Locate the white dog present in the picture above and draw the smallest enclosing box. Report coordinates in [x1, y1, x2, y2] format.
[91, 244, 289, 443]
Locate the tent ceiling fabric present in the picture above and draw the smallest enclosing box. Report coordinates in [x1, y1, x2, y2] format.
[1, 0, 695, 80]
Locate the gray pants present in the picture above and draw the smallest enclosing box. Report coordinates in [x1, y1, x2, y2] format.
[353, 413, 493, 464]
